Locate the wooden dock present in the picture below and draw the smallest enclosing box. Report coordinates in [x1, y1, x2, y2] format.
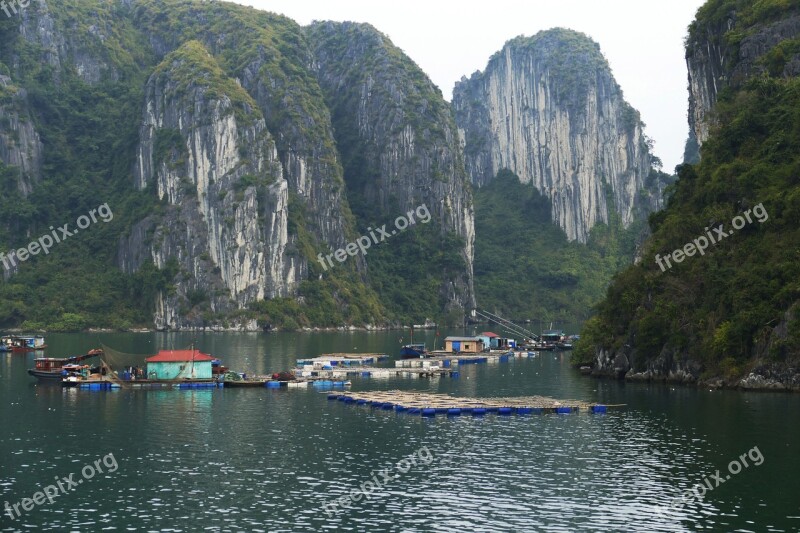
[324, 390, 619, 416]
[394, 350, 531, 368]
[296, 353, 388, 367]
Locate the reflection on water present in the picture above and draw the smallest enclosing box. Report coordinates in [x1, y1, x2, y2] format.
[0, 332, 798, 531]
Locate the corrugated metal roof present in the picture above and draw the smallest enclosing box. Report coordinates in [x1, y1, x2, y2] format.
[444, 337, 484, 342]
[146, 350, 215, 363]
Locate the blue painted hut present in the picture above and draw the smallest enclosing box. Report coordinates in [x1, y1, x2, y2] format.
[146, 349, 214, 380]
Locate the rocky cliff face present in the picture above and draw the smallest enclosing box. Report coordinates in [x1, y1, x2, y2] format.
[119, 41, 296, 329]
[686, 5, 800, 147]
[306, 21, 475, 312]
[453, 29, 658, 243]
[0, 75, 41, 195]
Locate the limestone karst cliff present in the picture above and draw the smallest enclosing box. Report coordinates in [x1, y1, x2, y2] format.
[0, 0, 476, 329]
[454, 29, 664, 243]
[686, 0, 800, 148]
[306, 21, 476, 315]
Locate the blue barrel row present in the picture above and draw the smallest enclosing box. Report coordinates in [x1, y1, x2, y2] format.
[456, 357, 488, 365]
[78, 382, 120, 390]
[310, 380, 349, 389]
[326, 396, 608, 416]
[178, 382, 221, 389]
[339, 371, 460, 378]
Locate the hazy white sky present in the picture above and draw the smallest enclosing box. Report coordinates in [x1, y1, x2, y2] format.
[235, 0, 706, 172]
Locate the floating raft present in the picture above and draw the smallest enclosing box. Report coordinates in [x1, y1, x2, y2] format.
[296, 366, 460, 379]
[296, 353, 388, 367]
[395, 351, 529, 368]
[325, 390, 620, 416]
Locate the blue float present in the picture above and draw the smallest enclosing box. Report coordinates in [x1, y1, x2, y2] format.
[498, 407, 513, 415]
[421, 408, 436, 417]
[556, 407, 573, 414]
[472, 408, 486, 416]
[266, 381, 281, 388]
[516, 407, 533, 415]
[447, 408, 461, 416]
[592, 405, 607, 413]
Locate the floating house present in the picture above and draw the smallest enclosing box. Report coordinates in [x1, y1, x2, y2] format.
[145, 349, 214, 380]
[541, 330, 565, 345]
[444, 336, 484, 353]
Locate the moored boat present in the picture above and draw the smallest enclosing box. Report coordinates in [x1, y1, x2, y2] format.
[27, 349, 103, 381]
[400, 343, 428, 359]
[4, 335, 47, 352]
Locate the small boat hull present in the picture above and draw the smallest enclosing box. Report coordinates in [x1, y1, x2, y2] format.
[27, 369, 64, 381]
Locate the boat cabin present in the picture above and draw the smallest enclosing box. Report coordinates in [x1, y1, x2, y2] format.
[444, 336, 485, 353]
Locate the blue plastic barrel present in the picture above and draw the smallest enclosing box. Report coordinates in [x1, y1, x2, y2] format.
[408, 408, 420, 414]
[395, 405, 407, 412]
[498, 407, 513, 415]
[472, 408, 487, 416]
[337, 395, 347, 401]
[447, 408, 461, 416]
[556, 407, 573, 414]
[361, 372, 371, 377]
[356, 399, 367, 405]
[344, 397, 356, 403]
[450, 371, 460, 378]
[266, 381, 281, 388]
[381, 403, 394, 410]
[592, 405, 607, 413]
[442, 360, 451, 368]
[516, 407, 533, 415]
[421, 408, 436, 417]
[327, 394, 338, 400]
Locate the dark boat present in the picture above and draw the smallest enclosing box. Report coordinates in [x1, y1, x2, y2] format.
[400, 343, 428, 359]
[27, 349, 103, 381]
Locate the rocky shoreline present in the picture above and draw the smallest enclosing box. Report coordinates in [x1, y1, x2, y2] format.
[584, 347, 800, 392]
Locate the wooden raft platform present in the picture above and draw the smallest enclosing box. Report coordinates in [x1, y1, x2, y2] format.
[296, 353, 388, 366]
[325, 390, 620, 416]
[296, 366, 459, 379]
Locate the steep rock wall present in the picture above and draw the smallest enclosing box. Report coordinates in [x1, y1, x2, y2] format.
[119, 41, 296, 329]
[453, 29, 657, 243]
[307, 21, 475, 312]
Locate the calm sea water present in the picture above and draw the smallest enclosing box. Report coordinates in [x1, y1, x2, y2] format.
[1, 331, 798, 532]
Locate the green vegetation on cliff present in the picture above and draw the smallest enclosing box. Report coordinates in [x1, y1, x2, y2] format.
[474, 170, 646, 322]
[576, 74, 800, 371]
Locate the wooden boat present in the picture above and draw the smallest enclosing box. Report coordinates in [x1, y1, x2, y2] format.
[223, 379, 268, 388]
[27, 349, 103, 381]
